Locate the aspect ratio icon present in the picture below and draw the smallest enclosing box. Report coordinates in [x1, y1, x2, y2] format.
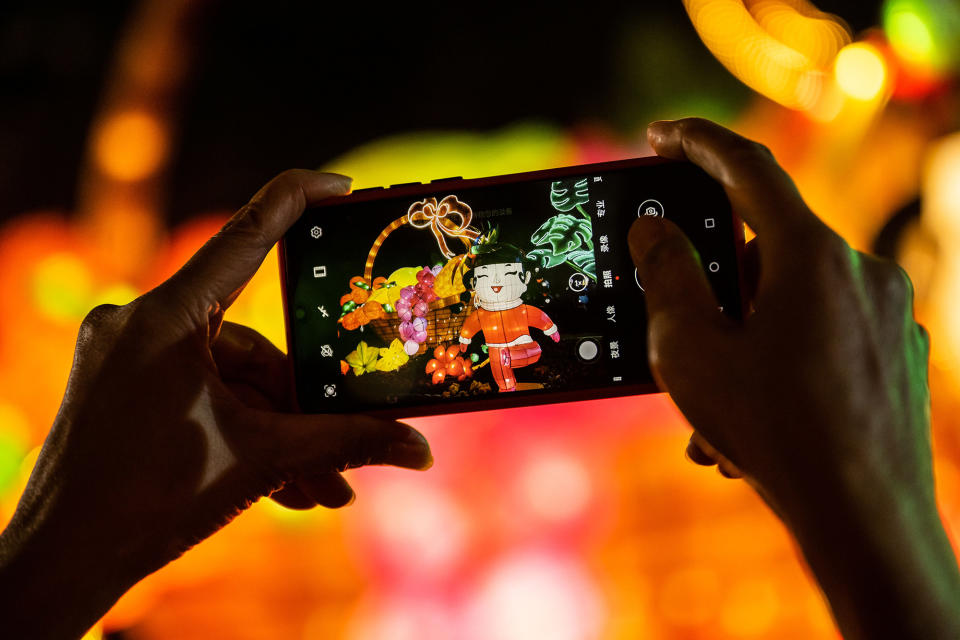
[638, 199, 664, 218]
[313, 265, 327, 278]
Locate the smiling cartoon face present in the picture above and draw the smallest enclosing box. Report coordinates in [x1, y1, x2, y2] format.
[473, 262, 531, 306]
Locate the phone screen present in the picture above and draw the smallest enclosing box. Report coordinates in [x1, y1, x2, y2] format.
[282, 159, 742, 415]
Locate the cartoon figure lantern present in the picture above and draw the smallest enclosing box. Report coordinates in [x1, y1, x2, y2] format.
[458, 242, 559, 392]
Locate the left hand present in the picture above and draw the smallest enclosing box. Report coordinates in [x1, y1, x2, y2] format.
[0, 170, 433, 639]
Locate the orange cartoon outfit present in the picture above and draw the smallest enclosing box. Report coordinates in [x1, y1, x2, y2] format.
[459, 302, 559, 392]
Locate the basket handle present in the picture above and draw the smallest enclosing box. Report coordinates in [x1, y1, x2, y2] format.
[363, 196, 479, 281]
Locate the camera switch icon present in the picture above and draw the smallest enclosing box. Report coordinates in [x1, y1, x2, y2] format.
[637, 199, 664, 218]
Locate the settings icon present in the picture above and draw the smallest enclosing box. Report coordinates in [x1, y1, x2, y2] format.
[310, 226, 322, 239]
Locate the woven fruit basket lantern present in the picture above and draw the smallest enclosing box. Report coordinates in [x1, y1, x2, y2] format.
[337, 195, 480, 358]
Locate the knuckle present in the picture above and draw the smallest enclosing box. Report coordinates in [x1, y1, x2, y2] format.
[883, 262, 915, 302]
[799, 227, 849, 272]
[221, 203, 271, 248]
[864, 256, 915, 306]
[748, 139, 775, 160]
[80, 303, 121, 333]
[676, 117, 717, 138]
[273, 168, 304, 186]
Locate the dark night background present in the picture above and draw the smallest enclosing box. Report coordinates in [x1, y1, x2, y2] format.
[0, 1, 883, 227]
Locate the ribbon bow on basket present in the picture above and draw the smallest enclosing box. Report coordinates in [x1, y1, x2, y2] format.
[407, 195, 480, 259]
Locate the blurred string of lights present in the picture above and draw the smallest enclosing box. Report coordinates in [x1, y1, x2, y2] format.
[0, 0, 959, 638]
[684, 0, 854, 111]
[684, 0, 959, 121]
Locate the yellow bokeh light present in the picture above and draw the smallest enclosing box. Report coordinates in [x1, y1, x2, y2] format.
[924, 131, 960, 235]
[834, 42, 888, 100]
[0, 402, 30, 444]
[93, 110, 168, 181]
[32, 252, 94, 320]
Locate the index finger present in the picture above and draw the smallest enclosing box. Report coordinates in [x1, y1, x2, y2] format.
[163, 169, 351, 316]
[647, 118, 825, 260]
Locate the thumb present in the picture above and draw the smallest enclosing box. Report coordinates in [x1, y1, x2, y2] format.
[628, 216, 726, 385]
[254, 411, 433, 474]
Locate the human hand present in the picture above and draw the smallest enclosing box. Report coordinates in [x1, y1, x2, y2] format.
[0, 170, 432, 639]
[629, 118, 960, 638]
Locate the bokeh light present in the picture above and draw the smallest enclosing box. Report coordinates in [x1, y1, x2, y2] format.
[0, 403, 29, 493]
[519, 451, 592, 523]
[684, 0, 850, 111]
[32, 253, 94, 321]
[885, 1, 935, 65]
[93, 110, 169, 182]
[835, 42, 889, 100]
[883, 0, 960, 71]
[464, 551, 604, 640]
[361, 476, 470, 580]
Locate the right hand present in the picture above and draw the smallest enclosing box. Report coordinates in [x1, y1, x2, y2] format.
[630, 118, 930, 514]
[629, 118, 960, 639]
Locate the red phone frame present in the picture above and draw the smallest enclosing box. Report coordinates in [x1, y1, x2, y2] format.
[278, 156, 746, 418]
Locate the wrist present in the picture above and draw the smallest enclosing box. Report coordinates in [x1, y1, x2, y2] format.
[769, 455, 960, 639]
[0, 507, 140, 638]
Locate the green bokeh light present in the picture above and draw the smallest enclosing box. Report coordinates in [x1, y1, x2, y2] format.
[0, 430, 27, 493]
[884, 0, 960, 71]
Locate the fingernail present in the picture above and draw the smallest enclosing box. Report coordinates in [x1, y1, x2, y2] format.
[685, 439, 715, 466]
[384, 442, 434, 471]
[330, 173, 353, 194]
[647, 120, 673, 146]
[399, 422, 428, 446]
[218, 325, 255, 352]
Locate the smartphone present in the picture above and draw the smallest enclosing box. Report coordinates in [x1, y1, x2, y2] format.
[279, 157, 744, 417]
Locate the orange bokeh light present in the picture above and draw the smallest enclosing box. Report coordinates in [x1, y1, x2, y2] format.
[93, 110, 169, 182]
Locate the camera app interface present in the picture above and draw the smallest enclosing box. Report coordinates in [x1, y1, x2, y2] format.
[284, 163, 740, 413]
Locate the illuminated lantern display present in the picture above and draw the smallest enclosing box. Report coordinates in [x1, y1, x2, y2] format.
[457, 239, 560, 392]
